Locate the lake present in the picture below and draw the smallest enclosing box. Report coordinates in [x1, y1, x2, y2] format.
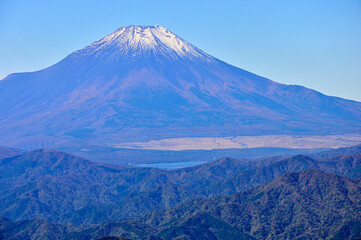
[136, 161, 206, 169]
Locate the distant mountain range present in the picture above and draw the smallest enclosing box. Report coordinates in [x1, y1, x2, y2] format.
[1, 169, 360, 239]
[0, 25, 360, 151]
[0, 146, 24, 159]
[1, 145, 361, 239]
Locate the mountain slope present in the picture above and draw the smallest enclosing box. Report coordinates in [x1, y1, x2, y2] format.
[2, 169, 359, 239]
[1, 146, 361, 228]
[0, 149, 198, 226]
[140, 169, 361, 239]
[0, 146, 24, 160]
[0, 25, 360, 150]
[311, 144, 361, 158]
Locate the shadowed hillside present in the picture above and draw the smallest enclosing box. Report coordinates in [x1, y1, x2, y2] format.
[1, 146, 361, 229]
[1, 169, 360, 239]
[139, 169, 361, 239]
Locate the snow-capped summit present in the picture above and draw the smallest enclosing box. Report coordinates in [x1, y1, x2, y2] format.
[72, 25, 213, 61]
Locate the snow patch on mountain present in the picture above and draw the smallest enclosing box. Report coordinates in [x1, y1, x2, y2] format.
[73, 25, 214, 61]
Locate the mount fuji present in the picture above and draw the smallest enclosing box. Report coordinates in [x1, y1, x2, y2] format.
[0, 25, 361, 150]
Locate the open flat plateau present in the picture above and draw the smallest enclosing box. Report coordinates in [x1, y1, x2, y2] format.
[112, 134, 361, 151]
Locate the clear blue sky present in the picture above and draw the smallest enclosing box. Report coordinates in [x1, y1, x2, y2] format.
[1, 0, 360, 101]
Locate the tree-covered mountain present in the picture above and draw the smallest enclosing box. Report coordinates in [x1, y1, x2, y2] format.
[138, 169, 361, 240]
[1, 146, 361, 230]
[1, 169, 360, 239]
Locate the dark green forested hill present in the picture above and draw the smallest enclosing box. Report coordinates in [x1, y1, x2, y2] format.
[138, 169, 361, 239]
[1, 147, 361, 227]
[1, 169, 360, 239]
[1, 146, 361, 239]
